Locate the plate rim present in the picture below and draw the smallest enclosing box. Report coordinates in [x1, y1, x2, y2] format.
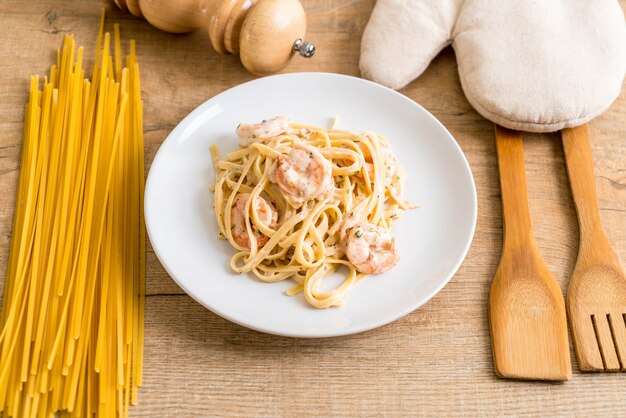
[144, 72, 478, 338]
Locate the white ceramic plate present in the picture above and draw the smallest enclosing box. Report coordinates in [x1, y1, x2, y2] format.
[145, 73, 477, 338]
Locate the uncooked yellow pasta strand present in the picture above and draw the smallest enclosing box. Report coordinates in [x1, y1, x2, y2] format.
[0, 11, 144, 417]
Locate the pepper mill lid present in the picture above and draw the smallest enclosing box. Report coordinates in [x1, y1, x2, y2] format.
[239, 0, 314, 75]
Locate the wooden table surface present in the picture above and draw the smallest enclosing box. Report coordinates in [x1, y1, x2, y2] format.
[1, 1, 626, 416]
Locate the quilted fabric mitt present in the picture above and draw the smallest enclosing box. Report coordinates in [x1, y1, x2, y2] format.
[360, 0, 626, 132]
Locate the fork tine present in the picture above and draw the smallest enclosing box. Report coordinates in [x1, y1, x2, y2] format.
[571, 313, 603, 370]
[593, 314, 621, 371]
[609, 313, 626, 370]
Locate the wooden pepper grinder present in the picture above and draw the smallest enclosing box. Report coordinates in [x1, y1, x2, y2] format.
[112, 0, 315, 74]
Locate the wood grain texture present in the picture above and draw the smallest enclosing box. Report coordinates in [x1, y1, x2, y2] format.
[562, 125, 626, 372]
[0, 0, 625, 416]
[490, 126, 571, 381]
[114, 0, 310, 75]
[238, 0, 308, 74]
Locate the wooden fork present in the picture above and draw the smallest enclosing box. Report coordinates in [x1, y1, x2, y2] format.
[562, 124, 626, 371]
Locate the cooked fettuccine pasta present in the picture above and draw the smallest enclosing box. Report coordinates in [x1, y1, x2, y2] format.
[211, 117, 415, 308]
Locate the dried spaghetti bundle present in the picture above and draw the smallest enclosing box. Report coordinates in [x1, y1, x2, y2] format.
[0, 12, 145, 418]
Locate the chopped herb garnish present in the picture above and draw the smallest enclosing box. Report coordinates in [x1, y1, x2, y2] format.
[308, 152, 313, 159]
[355, 230, 363, 238]
[251, 133, 257, 139]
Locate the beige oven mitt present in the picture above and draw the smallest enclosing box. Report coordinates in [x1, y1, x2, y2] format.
[360, 0, 626, 132]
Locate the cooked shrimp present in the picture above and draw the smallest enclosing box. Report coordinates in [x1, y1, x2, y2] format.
[344, 223, 399, 274]
[231, 193, 278, 250]
[338, 211, 361, 244]
[272, 143, 333, 207]
[236, 116, 290, 146]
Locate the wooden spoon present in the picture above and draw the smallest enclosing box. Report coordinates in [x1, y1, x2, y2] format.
[489, 125, 571, 380]
[562, 124, 626, 371]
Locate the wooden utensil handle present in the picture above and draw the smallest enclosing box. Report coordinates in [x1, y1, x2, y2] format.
[495, 125, 533, 247]
[562, 124, 607, 248]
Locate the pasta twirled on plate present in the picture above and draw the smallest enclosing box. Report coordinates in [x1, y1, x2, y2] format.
[211, 117, 416, 308]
